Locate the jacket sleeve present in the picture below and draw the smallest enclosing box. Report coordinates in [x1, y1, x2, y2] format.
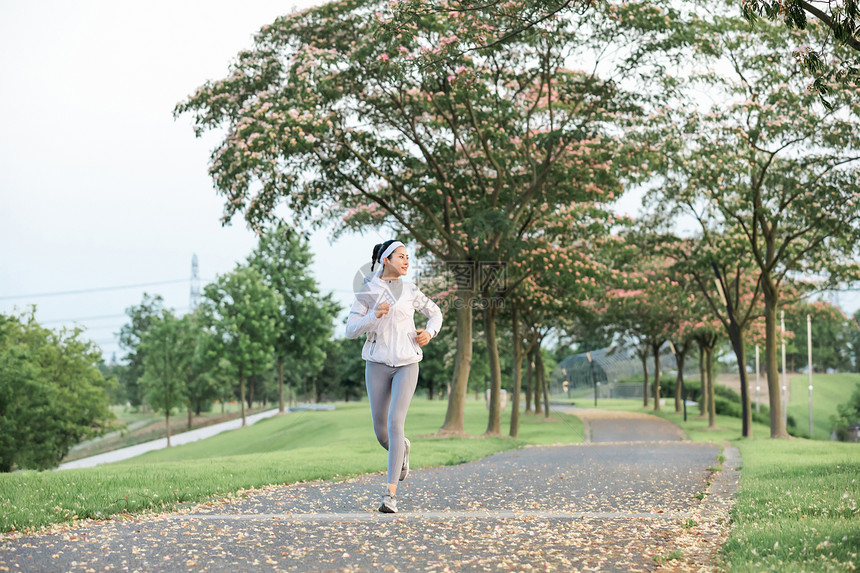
[414, 286, 443, 338]
[345, 296, 381, 339]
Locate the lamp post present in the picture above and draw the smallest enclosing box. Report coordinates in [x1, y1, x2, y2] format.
[587, 352, 596, 407]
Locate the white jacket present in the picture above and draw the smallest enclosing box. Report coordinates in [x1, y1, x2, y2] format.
[345, 275, 443, 367]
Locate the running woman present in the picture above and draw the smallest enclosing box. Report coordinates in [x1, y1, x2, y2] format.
[346, 240, 443, 513]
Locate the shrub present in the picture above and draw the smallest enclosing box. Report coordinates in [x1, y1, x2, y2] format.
[0, 311, 115, 471]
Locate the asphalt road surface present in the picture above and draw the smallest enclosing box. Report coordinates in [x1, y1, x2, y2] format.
[1, 408, 738, 572]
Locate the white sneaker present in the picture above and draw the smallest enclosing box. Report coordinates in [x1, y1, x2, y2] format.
[399, 438, 410, 481]
[379, 493, 397, 513]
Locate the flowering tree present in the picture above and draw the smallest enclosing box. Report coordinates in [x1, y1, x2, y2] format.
[601, 239, 687, 411]
[742, 0, 859, 103]
[490, 203, 617, 435]
[176, 0, 672, 434]
[655, 6, 860, 437]
[693, 322, 722, 428]
[652, 230, 765, 436]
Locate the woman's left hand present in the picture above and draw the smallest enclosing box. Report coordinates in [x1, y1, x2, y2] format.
[414, 329, 431, 346]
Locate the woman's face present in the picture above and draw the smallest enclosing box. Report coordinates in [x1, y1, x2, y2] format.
[384, 246, 409, 276]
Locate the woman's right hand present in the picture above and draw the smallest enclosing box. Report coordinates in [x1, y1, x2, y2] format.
[374, 302, 390, 318]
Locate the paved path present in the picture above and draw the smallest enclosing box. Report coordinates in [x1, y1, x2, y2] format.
[1, 409, 739, 572]
[57, 409, 282, 470]
[568, 407, 690, 443]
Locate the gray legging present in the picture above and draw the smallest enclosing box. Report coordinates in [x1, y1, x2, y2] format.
[365, 361, 419, 484]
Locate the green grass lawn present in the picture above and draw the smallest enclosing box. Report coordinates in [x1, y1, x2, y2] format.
[724, 440, 859, 572]
[0, 399, 583, 534]
[109, 404, 157, 425]
[787, 373, 860, 440]
[4, 392, 857, 570]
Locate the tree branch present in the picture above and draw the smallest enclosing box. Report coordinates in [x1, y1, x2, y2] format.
[798, 0, 860, 52]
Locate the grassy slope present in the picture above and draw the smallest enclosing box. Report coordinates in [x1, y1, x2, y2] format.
[0, 400, 583, 534]
[787, 373, 860, 440]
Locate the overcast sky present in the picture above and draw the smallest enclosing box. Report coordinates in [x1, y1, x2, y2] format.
[0, 0, 379, 361]
[1, 2, 856, 363]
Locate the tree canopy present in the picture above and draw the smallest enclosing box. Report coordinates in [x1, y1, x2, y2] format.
[0, 310, 115, 471]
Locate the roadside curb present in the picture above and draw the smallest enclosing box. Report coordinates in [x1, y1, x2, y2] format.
[656, 441, 741, 572]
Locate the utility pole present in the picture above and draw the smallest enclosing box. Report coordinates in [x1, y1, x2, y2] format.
[587, 352, 596, 407]
[190, 253, 200, 311]
[808, 314, 813, 438]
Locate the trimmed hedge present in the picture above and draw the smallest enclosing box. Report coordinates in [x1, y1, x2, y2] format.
[631, 376, 800, 434]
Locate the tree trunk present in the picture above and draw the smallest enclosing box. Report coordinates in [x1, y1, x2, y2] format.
[640, 349, 650, 407]
[166, 408, 171, 447]
[715, 264, 753, 438]
[187, 408, 192, 430]
[440, 292, 474, 434]
[525, 349, 534, 413]
[484, 305, 503, 436]
[706, 345, 716, 429]
[531, 348, 542, 415]
[728, 327, 752, 438]
[534, 353, 543, 414]
[652, 342, 662, 412]
[698, 345, 706, 417]
[247, 378, 254, 410]
[763, 281, 789, 437]
[428, 377, 435, 400]
[674, 348, 686, 413]
[536, 346, 550, 418]
[509, 301, 523, 438]
[239, 370, 247, 427]
[278, 356, 285, 414]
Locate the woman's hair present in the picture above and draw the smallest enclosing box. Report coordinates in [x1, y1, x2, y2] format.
[371, 239, 398, 271]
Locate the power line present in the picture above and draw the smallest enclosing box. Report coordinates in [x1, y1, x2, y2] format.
[0, 279, 192, 300]
[2, 278, 348, 301]
[71, 325, 125, 333]
[40, 307, 192, 325]
[41, 313, 129, 325]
